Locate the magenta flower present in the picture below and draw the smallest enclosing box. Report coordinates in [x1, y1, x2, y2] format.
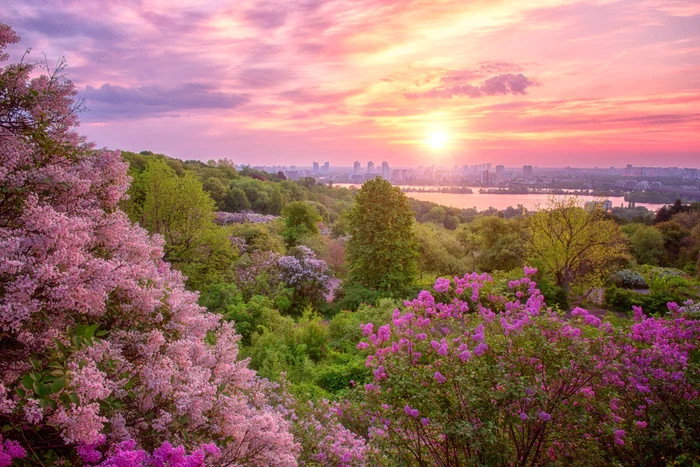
[404, 405, 419, 417]
[434, 277, 450, 293]
[434, 371, 447, 384]
[538, 411, 551, 421]
[474, 342, 488, 356]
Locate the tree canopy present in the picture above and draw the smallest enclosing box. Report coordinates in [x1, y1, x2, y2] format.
[346, 178, 418, 293]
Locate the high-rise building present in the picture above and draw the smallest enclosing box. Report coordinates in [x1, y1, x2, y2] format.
[381, 161, 391, 180]
[367, 161, 374, 175]
[353, 161, 361, 175]
[523, 165, 533, 179]
[320, 161, 329, 175]
[312, 162, 319, 175]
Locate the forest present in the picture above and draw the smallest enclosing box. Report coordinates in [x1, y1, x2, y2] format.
[2, 23, 700, 467]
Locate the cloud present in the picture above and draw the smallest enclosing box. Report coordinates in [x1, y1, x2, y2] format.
[9, 9, 122, 40]
[81, 83, 249, 120]
[405, 73, 537, 99]
[238, 67, 294, 88]
[244, 3, 290, 29]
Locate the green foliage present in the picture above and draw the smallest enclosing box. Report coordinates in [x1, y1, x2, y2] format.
[527, 197, 629, 295]
[228, 222, 285, 254]
[604, 285, 675, 315]
[281, 201, 322, 247]
[414, 222, 471, 277]
[331, 282, 393, 312]
[424, 206, 446, 225]
[346, 178, 418, 293]
[627, 224, 665, 265]
[125, 158, 238, 290]
[456, 216, 527, 273]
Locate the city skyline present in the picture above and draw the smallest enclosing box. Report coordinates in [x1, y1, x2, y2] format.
[2, 0, 699, 167]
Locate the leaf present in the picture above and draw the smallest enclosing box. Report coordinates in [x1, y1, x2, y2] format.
[51, 377, 66, 393]
[22, 374, 33, 390]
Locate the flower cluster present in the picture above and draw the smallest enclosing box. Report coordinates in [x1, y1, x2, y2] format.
[0, 435, 26, 467]
[79, 439, 220, 467]
[350, 269, 700, 465]
[215, 211, 278, 225]
[293, 399, 369, 467]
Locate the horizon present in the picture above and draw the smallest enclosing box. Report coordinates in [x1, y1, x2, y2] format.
[2, 0, 699, 167]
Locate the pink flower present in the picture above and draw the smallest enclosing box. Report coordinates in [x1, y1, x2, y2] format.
[404, 405, 419, 417]
[538, 412, 551, 422]
[434, 278, 450, 293]
[434, 371, 446, 383]
[473, 342, 488, 356]
[635, 421, 647, 429]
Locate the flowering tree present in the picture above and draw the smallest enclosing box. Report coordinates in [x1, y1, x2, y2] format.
[351, 269, 700, 465]
[0, 24, 298, 466]
[235, 246, 331, 313]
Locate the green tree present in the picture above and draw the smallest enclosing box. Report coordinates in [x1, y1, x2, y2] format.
[527, 197, 629, 295]
[139, 159, 237, 288]
[281, 201, 323, 247]
[628, 224, 665, 265]
[425, 206, 446, 225]
[346, 178, 418, 293]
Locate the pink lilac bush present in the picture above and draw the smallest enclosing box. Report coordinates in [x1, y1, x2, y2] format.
[292, 399, 370, 467]
[351, 269, 700, 465]
[0, 25, 298, 466]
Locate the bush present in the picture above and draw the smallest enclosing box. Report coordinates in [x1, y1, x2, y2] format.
[604, 285, 675, 315]
[347, 271, 700, 466]
[612, 269, 648, 289]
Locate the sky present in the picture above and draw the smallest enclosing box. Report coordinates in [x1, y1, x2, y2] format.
[2, 0, 700, 167]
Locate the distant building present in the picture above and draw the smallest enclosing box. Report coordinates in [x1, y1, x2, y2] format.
[585, 199, 613, 212]
[321, 161, 330, 175]
[367, 161, 374, 175]
[312, 162, 319, 175]
[381, 161, 391, 180]
[353, 161, 361, 175]
[523, 165, 533, 179]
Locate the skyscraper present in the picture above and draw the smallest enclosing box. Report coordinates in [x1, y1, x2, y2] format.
[312, 162, 319, 175]
[354, 161, 361, 175]
[381, 161, 391, 180]
[321, 161, 330, 175]
[523, 165, 533, 179]
[367, 161, 374, 175]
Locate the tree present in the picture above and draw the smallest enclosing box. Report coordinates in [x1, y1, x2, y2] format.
[0, 25, 297, 465]
[424, 206, 446, 225]
[457, 216, 526, 273]
[629, 225, 665, 265]
[527, 197, 629, 295]
[281, 201, 322, 248]
[345, 178, 418, 293]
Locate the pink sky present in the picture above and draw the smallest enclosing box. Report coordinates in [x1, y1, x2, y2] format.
[3, 0, 700, 167]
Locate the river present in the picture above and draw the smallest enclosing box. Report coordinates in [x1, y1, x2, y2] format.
[333, 184, 665, 212]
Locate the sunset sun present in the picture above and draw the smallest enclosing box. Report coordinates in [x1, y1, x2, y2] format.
[428, 131, 448, 149]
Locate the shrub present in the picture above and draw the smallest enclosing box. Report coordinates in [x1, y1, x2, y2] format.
[612, 269, 648, 289]
[348, 270, 700, 466]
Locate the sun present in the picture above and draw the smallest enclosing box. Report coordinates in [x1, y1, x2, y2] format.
[428, 131, 448, 149]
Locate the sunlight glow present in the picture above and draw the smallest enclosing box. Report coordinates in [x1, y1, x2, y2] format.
[428, 131, 448, 149]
